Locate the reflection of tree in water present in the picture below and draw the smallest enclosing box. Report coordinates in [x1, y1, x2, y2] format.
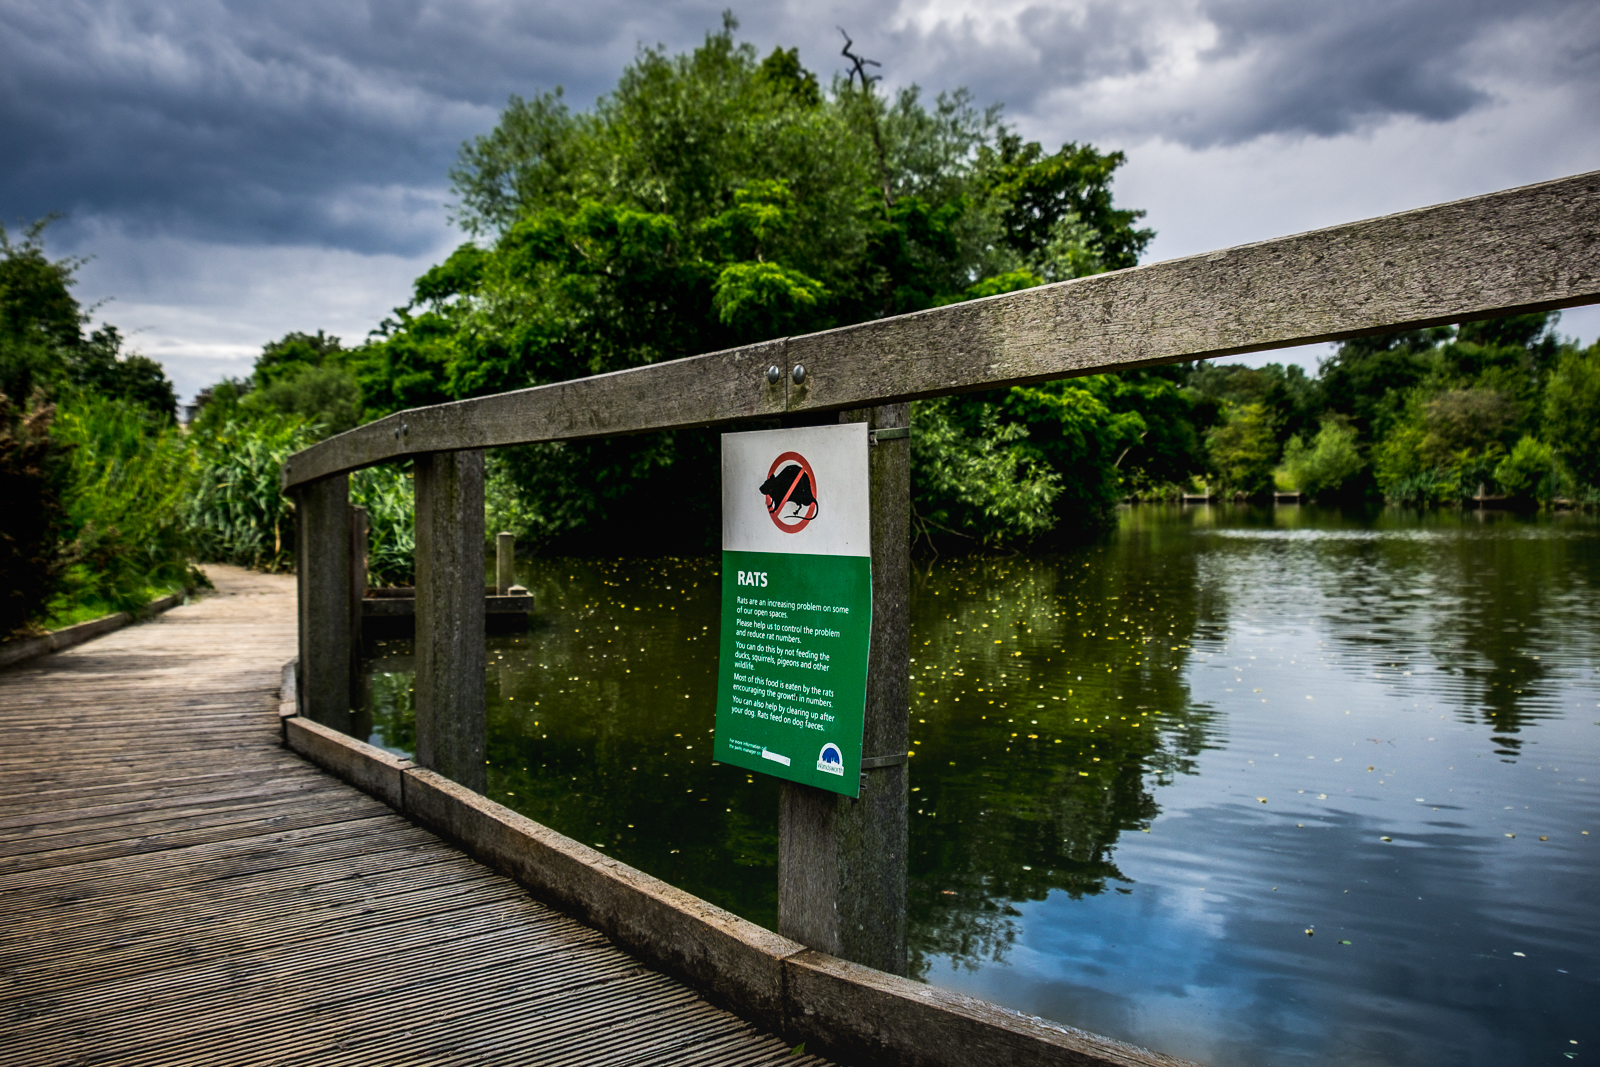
[365, 656, 413, 753]
[906, 516, 1221, 977]
[1429, 517, 1598, 758]
[1323, 511, 1600, 761]
[347, 510, 1600, 978]
[477, 557, 796, 924]
[356, 558, 792, 923]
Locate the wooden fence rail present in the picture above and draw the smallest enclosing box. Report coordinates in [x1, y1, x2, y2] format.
[283, 170, 1600, 490]
[282, 170, 1600, 985]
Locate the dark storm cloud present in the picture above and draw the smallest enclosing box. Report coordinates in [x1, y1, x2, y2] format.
[860, 0, 1599, 148]
[0, 0, 727, 254]
[2, 0, 1593, 259]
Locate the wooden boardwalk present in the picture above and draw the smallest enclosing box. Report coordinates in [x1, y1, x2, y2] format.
[0, 566, 828, 1066]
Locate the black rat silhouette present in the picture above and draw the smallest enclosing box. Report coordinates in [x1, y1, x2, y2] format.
[760, 464, 817, 520]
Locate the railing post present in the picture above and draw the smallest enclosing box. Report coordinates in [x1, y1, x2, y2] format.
[413, 450, 487, 792]
[778, 403, 910, 975]
[294, 474, 355, 731]
[350, 504, 368, 645]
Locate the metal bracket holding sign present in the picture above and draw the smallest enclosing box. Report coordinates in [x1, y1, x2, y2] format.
[714, 423, 872, 797]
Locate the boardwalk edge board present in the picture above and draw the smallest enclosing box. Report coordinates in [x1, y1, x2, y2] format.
[283, 693, 1197, 1067]
[283, 169, 1600, 490]
[0, 593, 185, 672]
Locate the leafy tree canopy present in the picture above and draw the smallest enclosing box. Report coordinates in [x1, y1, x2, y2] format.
[0, 219, 176, 422]
[348, 17, 1155, 550]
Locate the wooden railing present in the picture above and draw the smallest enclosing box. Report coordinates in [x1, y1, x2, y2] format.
[284, 169, 1600, 975]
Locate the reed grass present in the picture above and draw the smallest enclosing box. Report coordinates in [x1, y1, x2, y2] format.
[48, 394, 198, 619]
[187, 413, 311, 570]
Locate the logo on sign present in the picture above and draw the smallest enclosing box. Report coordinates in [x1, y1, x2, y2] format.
[760, 451, 818, 533]
[817, 742, 844, 775]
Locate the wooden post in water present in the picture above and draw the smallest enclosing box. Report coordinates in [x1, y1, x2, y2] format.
[496, 532, 515, 595]
[778, 403, 910, 976]
[414, 450, 487, 792]
[294, 474, 354, 731]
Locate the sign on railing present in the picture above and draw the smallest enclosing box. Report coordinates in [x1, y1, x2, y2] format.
[715, 425, 873, 795]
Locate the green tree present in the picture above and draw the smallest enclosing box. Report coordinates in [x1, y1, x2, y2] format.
[1093, 367, 1206, 499]
[254, 330, 344, 386]
[1542, 342, 1600, 492]
[1187, 361, 1317, 448]
[187, 413, 312, 570]
[1543, 343, 1600, 489]
[364, 20, 1152, 550]
[1318, 328, 1445, 440]
[974, 132, 1152, 275]
[1418, 388, 1519, 467]
[192, 330, 362, 440]
[0, 221, 188, 631]
[245, 363, 362, 437]
[1, 219, 81, 404]
[1, 220, 178, 421]
[0, 220, 83, 344]
[67, 327, 178, 422]
[1495, 435, 1556, 503]
[910, 397, 1063, 549]
[1282, 418, 1365, 499]
[1206, 403, 1278, 496]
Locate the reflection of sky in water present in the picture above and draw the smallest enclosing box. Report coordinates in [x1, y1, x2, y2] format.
[921, 509, 1600, 1066]
[359, 508, 1599, 1067]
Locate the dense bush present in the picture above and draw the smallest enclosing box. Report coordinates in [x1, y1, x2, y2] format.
[1206, 403, 1278, 496]
[0, 396, 71, 636]
[1544, 346, 1600, 489]
[50, 395, 197, 617]
[1495, 436, 1556, 502]
[911, 397, 1061, 549]
[1282, 419, 1365, 500]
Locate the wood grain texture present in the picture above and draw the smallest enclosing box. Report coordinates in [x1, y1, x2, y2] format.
[0, 564, 834, 1067]
[293, 475, 353, 730]
[283, 337, 788, 488]
[413, 450, 487, 793]
[787, 169, 1600, 412]
[282, 171, 1600, 486]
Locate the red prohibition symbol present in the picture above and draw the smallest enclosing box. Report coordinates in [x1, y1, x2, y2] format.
[761, 451, 818, 533]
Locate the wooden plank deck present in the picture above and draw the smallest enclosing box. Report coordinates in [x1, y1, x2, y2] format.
[0, 565, 829, 1067]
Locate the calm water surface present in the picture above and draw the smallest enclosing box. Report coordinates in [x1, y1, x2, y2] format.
[361, 505, 1600, 1067]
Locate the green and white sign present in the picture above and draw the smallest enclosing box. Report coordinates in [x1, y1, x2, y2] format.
[714, 423, 871, 797]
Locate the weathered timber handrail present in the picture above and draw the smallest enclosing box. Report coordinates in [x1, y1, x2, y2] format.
[283, 170, 1600, 490]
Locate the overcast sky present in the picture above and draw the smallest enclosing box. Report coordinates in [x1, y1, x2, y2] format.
[5, 0, 1598, 403]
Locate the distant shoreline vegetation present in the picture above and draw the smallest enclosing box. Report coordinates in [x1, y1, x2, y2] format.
[5, 20, 1599, 637]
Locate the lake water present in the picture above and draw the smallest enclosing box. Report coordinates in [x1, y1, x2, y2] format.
[359, 505, 1600, 1067]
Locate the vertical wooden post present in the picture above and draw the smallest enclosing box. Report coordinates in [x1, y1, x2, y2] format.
[294, 474, 354, 732]
[348, 504, 373, 739]
[414, 450, 487, 792]
[496, 532, 515, 595]
[778, 403, 910, 976]
[349, 504, 368, 649]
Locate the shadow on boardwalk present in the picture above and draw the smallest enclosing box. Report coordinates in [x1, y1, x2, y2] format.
[0, 565, 828, 1066]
